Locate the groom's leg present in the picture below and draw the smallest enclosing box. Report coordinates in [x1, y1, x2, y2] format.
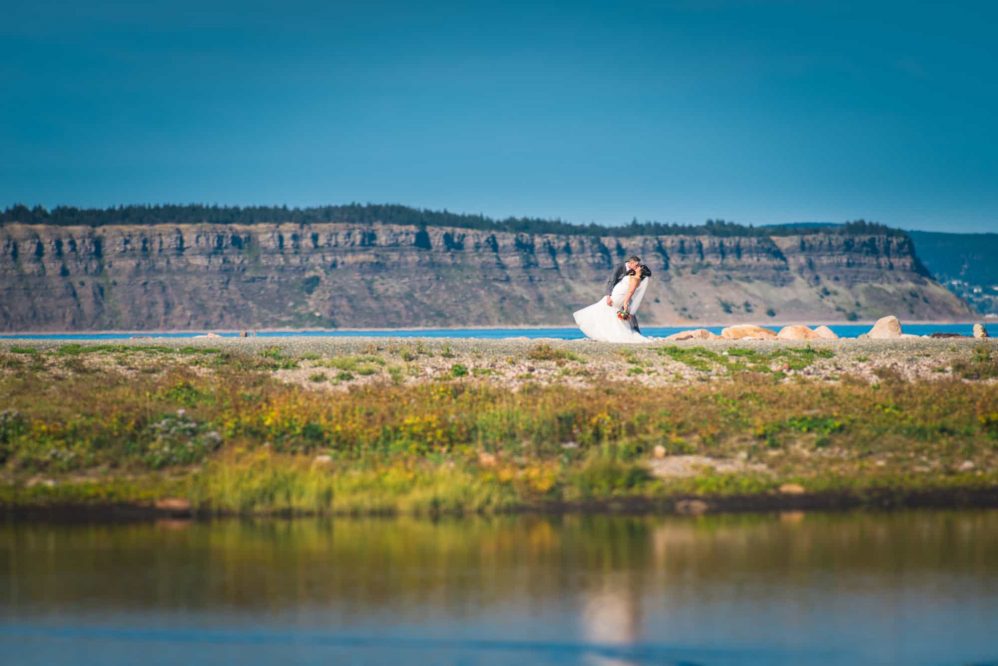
[632, 315, 641, 333]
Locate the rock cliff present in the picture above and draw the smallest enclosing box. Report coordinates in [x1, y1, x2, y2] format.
[0, 222, 971, 331]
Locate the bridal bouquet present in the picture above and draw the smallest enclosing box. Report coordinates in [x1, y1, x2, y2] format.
[616, 307, 631, 321]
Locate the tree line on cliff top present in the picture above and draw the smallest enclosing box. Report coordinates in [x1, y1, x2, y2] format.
[0, 203, 903, 238]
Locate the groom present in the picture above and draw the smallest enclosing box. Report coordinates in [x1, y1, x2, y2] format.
[605, 255, 643, 333]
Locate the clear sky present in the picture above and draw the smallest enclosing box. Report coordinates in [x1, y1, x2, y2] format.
[1, 0, 996, 232]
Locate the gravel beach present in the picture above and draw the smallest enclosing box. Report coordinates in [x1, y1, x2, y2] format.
[4, 335, 992, 389]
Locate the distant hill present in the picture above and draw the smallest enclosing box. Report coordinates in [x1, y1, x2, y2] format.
[908, 231, 998, 285]
[0, 205, 970, 331]
[908, 230, 998, 315]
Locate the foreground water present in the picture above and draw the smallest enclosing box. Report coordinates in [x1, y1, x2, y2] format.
[0, 323, 983, 341]
[1, 511, 995, 665]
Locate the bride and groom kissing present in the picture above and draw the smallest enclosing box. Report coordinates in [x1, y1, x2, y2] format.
[574, 255, 654, 343]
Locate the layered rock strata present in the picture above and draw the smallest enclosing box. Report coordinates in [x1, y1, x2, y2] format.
[0, 222, 971, 331]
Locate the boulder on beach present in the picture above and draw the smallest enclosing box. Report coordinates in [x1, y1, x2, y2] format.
[866, 315, 902, 339]
[665, 328, 720, 341]
[974, 323, 989, 339]
[721, 324, 777, 340]
[814, 325, 839, 340]
[777, 325, 820, 341]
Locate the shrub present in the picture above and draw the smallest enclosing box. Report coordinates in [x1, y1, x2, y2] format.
[9, 346, 39, 355]
[318, 355, 384, 375]
[143, 411, 222, 468]
[952, 345, 998, 380]
[567, 457, 651, 499]
[161, 380, 211, 407]
[0, 410, 27, 464]
[258, 346, 299, 370]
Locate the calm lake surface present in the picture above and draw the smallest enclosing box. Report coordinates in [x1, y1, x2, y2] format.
[2, 511, 996, 665]
[0, 323, 983, 341]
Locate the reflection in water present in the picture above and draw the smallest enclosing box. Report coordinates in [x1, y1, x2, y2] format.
[2, 511, 997, 665]
[581, 573, 642, 666]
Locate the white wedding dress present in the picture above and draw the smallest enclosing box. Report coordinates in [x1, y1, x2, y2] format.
[573, 276, 653, 343]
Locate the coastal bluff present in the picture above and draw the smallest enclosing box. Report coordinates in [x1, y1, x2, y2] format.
[0, 221, 970, 331]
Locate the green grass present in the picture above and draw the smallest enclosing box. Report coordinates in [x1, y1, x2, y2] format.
[772, 346, 835, 370]
[187, 452, 522, 515]
[526, 343, 583, 364]
[756, 415, 845, 448]
[952, 344, 998, 380]
[657, 345, 833, 375]
[565, 456, 653, 500]
[258, 346, 299, 369]
[317, 355, 385, 376]
[51, 343, 221, 356]
[0, 343, 994, 515]
[160, 380, 212, 407]
[656, 346, 724, 371]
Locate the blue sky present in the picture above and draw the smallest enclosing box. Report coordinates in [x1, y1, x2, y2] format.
[1, 0, 996, 232]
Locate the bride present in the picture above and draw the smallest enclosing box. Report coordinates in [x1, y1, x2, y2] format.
[574, 265, 654, 343]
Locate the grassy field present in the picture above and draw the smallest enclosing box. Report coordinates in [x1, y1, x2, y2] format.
[1, 337, 996, 515]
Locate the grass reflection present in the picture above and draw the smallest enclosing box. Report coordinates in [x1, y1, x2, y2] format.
[2, 511, 996, 617]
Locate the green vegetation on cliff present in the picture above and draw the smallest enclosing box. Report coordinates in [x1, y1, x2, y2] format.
[1, 203, 904, 238]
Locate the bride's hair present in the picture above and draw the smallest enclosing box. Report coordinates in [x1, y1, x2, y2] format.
[627, 265, 653, 280]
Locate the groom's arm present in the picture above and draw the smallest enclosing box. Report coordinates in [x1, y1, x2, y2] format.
[605, 265, 623, 296]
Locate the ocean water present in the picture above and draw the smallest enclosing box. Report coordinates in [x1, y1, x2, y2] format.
[0, 323, 983, 341]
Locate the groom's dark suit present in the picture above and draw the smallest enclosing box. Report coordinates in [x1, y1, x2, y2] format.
[605, 263, 642, 334]
[604, 263, 630, 299]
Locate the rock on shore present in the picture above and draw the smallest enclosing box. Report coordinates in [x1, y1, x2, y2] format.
[721, 325, 778, 340]
[664, 328, 720, 341]
[814, 325, 839, 340]
[777, 325, 821, 340]
[863, 315, 903, 339]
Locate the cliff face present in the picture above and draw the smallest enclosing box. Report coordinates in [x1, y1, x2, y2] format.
[0, 222, 971, 331]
